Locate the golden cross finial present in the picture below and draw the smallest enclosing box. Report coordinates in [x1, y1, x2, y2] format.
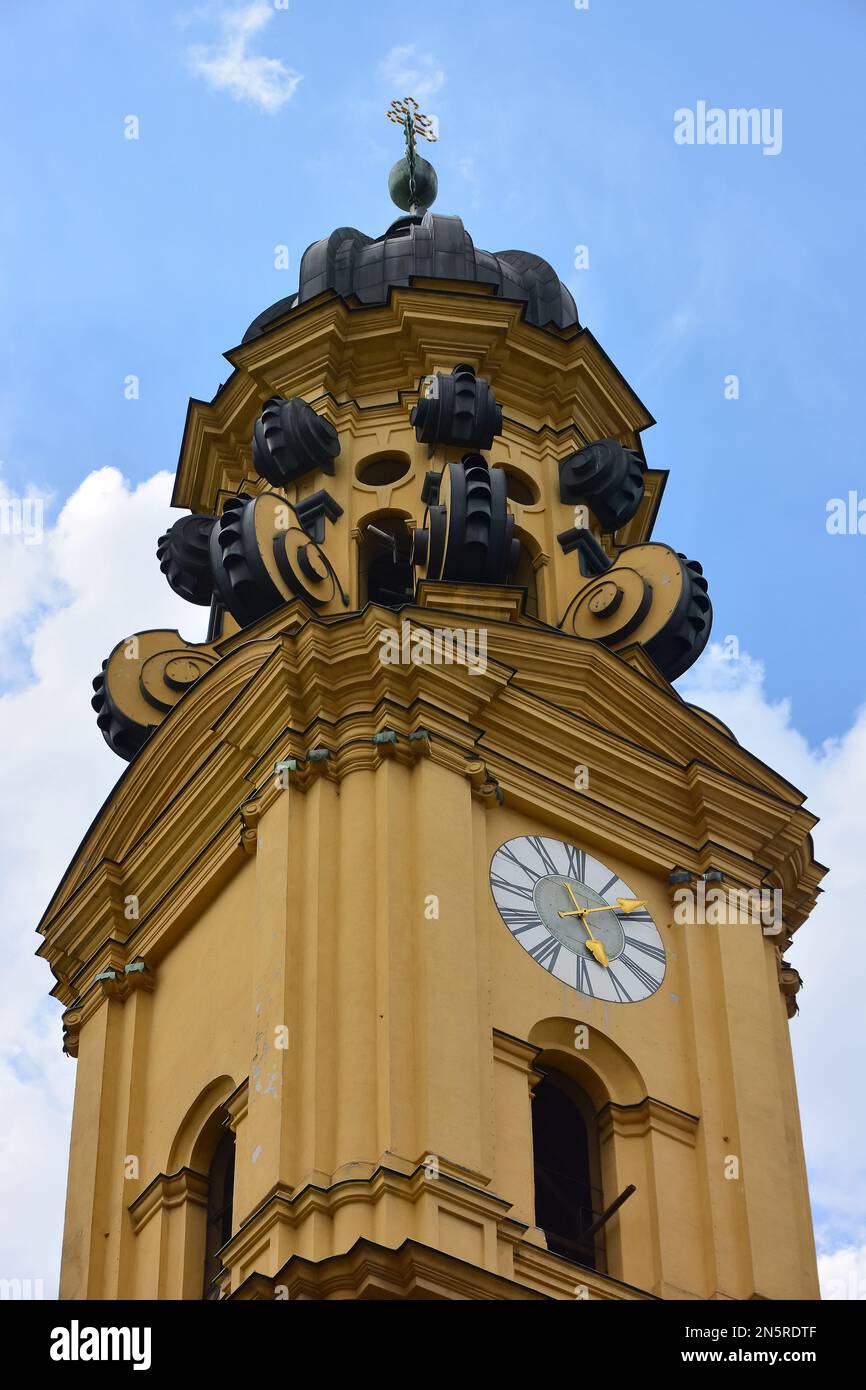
[386, 96, 438, 147]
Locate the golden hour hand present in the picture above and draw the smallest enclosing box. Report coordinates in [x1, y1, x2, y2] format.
[581, 898, 647, 917]
[559, 896, 647, 919]
[558, 882, 610, 968]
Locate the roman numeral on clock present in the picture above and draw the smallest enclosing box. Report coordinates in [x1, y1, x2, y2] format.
[564, 843, 586, 880]
[618, 954, 659, 993]
[575, 955, 595, 996]
[528, 936, 562, 972]
[496, 844, 539, 883]
[500, 906, 543, 934]
[529, 836, 559, 876]
[489, 872, 536, 902]
[624, 935, 666, 964]
[607, 968, 633, 1003]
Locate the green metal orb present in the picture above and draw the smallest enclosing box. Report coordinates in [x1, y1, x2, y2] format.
[388, 155, 438, 212]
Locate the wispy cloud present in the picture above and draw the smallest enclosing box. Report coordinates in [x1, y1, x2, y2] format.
[378, 44, 445, 104]
[188, 1, 302, 114]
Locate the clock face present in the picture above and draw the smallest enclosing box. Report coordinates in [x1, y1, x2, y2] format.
[489, 835, 666, 1003]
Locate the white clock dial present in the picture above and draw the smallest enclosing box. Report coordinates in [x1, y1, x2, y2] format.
[490, 835, 666, 1003]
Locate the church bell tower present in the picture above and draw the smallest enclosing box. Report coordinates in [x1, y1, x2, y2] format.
[40, 102, 823, 1301]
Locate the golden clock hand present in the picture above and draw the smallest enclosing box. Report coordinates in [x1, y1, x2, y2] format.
[584, 936, 609, 967]
[558, 881, 586, 917]
[580, 898, 648, 916]
[582, 930, 609, 967]
[557, 883, 609, 967]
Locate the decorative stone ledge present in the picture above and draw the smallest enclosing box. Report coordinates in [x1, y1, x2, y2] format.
[414, 580, 527, 624]
[234, 1236, 552, 1301]
[128, 1167, 209, 1236]
[464, 758, 504, 808]
[239, 800, 262, 854]
[598, 1096, 700, 1148]
[62, 958, 155, 1057]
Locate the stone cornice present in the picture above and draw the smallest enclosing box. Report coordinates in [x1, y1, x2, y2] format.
[231, 1233, 657, 1301]
[128, 1167, 209, 1235]
[512, 1241, 659, 1301]
[598, 1097, 701, 1148]
[224, 1078, 249, 1131]
[223, 1160, 513, 1277]
[233, 1236, 554, 1302]
[222, 1160, 655, 1300]
[492, 1028, 542, 1075]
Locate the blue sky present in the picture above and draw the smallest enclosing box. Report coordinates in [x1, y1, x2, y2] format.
[0, 0, 864, 1296]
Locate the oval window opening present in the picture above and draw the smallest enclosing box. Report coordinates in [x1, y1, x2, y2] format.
[500, 467, 539, 506]
[355, 455, 411, 487]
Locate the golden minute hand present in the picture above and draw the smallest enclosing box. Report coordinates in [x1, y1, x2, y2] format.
[558, 882, 587, 918]
[558, 883, 609, 968]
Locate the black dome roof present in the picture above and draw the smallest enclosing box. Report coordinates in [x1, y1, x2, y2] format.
[243, 212, 579, 343]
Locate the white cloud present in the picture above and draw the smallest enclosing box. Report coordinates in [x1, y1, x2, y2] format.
[0, 468, 207, 1291]
[188, 2, 302, 114]
[379, 44, 445, 104]
[680, 645, 866, 1295]
[818, 1244, 866, 1300]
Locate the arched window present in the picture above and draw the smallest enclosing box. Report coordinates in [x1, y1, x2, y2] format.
[509, 529, 541, 620]
[358, 512, 414, 607]
[532, 1070, 604, 1269]
[202, 1127, 235, 1300]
